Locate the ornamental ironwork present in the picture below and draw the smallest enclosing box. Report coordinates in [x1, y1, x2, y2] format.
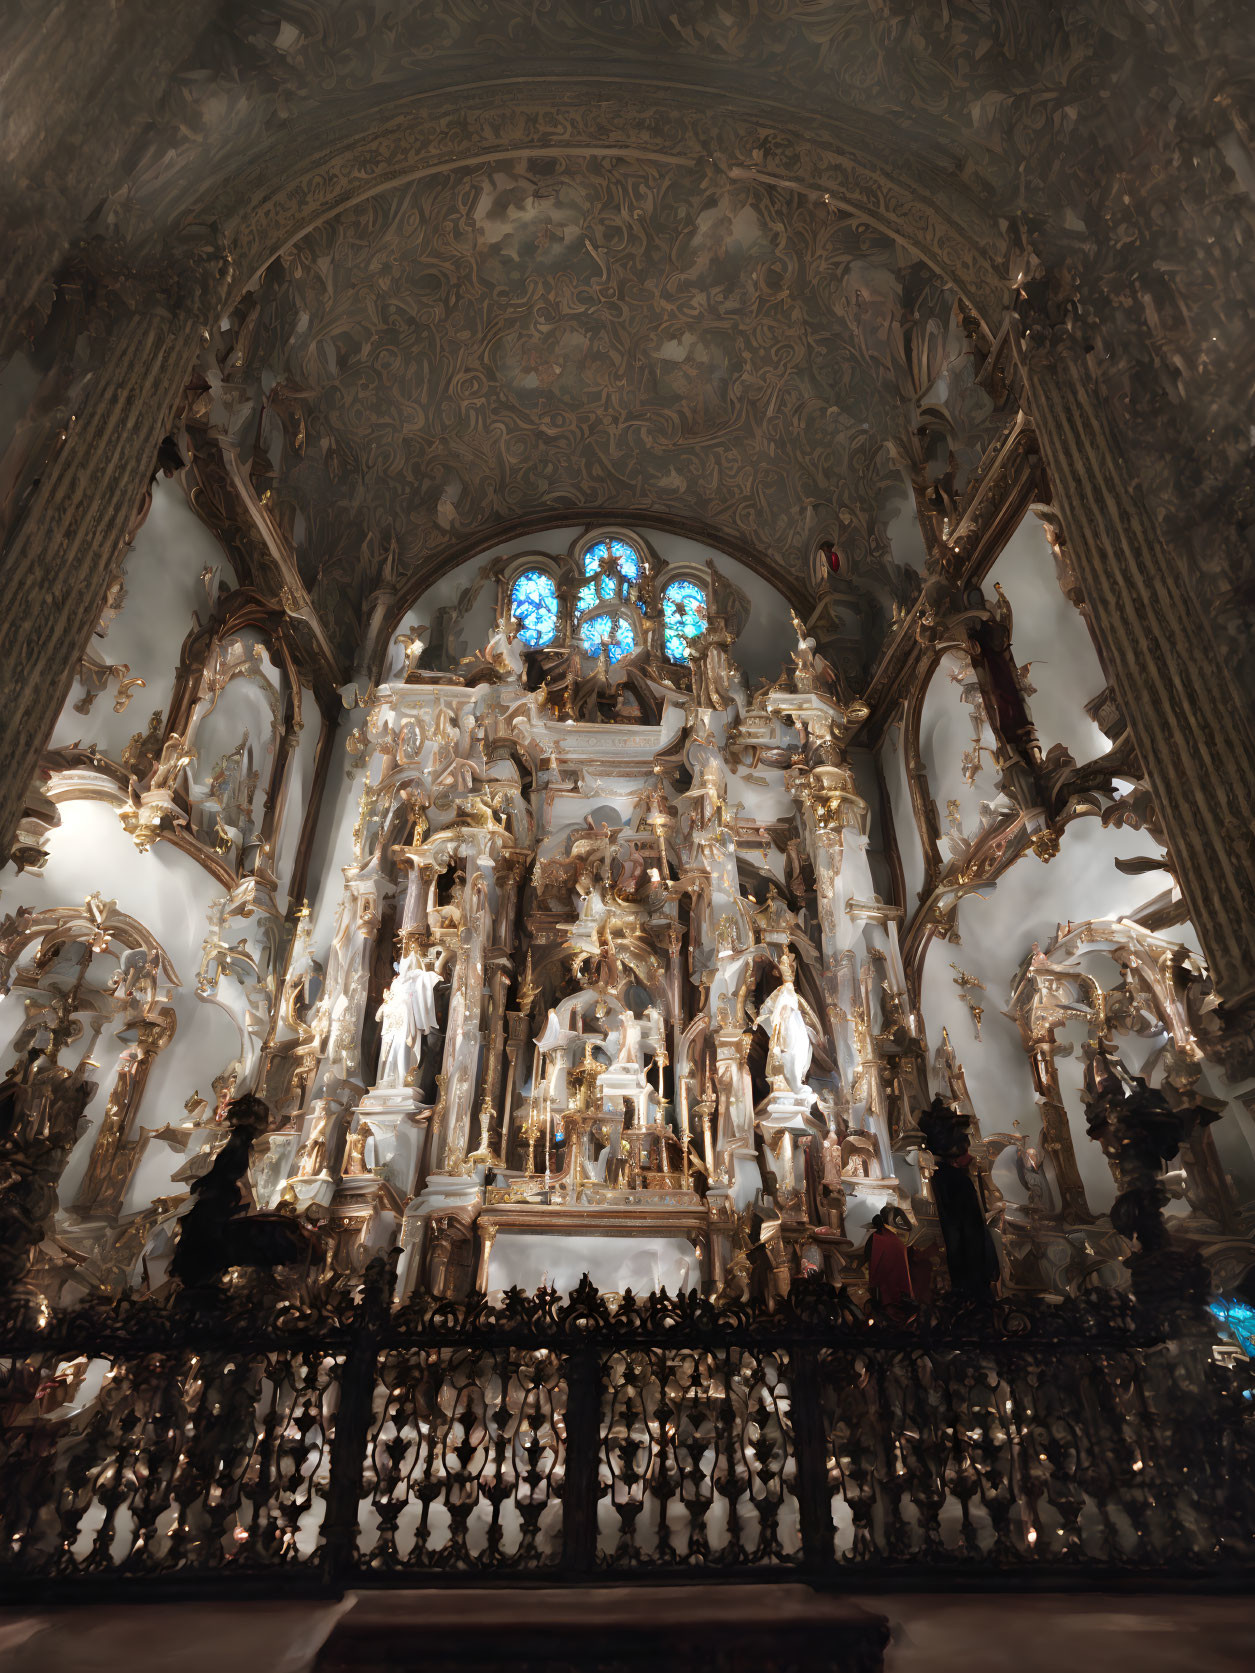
[1, 1269, 1251, 1598]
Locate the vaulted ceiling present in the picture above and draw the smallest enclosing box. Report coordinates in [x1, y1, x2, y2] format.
[7, 1, 1251, 688]
[204, 150, 998, 664]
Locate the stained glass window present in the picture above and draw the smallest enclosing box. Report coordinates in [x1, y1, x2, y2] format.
[579, 612, 637, 663]
[578, 535, 644, 614]
[510, 570, 560, 648]
[582, 537, 641, 581]
[662, 578, 708, 663]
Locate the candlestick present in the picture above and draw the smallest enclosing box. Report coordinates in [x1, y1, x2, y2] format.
[679, 1078, 691, 1189]
[544, 1088, 551, 1196]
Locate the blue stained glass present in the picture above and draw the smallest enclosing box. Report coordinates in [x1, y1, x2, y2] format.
[611, 539, 640, 579]
[583, 537, 641, 582]
[1211, 1298, 1255, 1359]
[575, 581, 597, 615]
[662, 578, 708, 663]
[510, 570, 560, 647]
[580, 612, 637, 662]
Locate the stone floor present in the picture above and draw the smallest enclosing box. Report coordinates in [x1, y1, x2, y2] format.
[866, 1595, 1255, 1673]
[0, 1591, 1253, 1672]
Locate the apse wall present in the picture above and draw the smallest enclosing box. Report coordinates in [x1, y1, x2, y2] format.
[50, 482, 231, 762]
[385, 524, 798, 687]
[883, 511, 1255, 1218]
[0, 475, 328, 1283]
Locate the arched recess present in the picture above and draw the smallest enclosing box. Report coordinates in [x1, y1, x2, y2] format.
[384, 520, 792, 697]
[0, 899, 180, 999]
[0, 78, 1014, 864]
[0, 893, 188, 1260]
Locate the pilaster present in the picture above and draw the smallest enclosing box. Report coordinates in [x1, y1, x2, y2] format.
[1018, 319, 1255, 1001]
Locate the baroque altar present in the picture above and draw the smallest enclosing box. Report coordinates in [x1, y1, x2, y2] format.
[258, 593, 929, 1302]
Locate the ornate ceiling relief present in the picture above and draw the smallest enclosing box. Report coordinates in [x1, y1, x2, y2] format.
[198, 152, 996, 678]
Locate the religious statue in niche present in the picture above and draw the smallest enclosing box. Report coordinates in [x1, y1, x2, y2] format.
[688, 611, 743, 714]
[464, 614, 526, 682]
[342, 1119, 376, 1176]
[122, 711, 166, 781]
[615, 1006, 643, 1071]
[757, 948, 815, 1104]
[375, 952, 442, 1090]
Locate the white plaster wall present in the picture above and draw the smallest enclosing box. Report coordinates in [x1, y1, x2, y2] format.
[883, 476, 928, 577]
[917, 815, 1170, 1205]
[0, 800, 241, 1216]
[917, 649, 1000, 839]
[986, 515, 1110, 766]
[487, 1232, 700, 1299]
[51, 478, 238, 761]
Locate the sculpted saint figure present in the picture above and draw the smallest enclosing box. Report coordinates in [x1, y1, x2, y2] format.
[375, 953, 441, 1089]
[327, 974, 364, 1083]
[756, 948, 815, 1101]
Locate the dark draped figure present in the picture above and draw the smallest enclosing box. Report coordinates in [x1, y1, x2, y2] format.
[172, 1094, 321, 1287]
[919, 1097, 1000, 1300]
[865, 1206, 914, 1317]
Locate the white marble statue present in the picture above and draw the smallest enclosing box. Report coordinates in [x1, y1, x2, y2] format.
[375, 953, 442, 1089]
[756, 950, 814, 1098]
[616, 1008, 643, 1070]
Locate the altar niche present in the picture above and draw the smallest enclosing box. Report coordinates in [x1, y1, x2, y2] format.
[250, 528, 933, 1301]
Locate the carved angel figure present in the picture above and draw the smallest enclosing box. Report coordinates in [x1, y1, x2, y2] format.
[483, 615, 526, 679]
[395, 624, 429, 681]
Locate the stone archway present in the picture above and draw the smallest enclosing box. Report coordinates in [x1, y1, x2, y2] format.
[5, 77, 1255, 1026]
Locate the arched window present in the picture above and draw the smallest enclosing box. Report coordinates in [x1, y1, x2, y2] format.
[661, 578, 708, 664]
[509, 569, 560, 648]
[579, 612, 638, 662]
[574, 534, 645, 663]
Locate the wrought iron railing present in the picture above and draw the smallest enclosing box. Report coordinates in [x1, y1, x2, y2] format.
[1, 1272, 1252, 1598]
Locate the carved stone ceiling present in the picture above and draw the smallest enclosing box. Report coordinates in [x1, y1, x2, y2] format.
[11, 2, 1252, 688]
[216, 152, 996, 666]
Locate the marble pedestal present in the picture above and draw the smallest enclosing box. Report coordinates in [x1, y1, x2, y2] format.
[396, 1167, 487, 1299]
[327, 1172, 404, 1272]
[352, 1087, 430, 1197]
